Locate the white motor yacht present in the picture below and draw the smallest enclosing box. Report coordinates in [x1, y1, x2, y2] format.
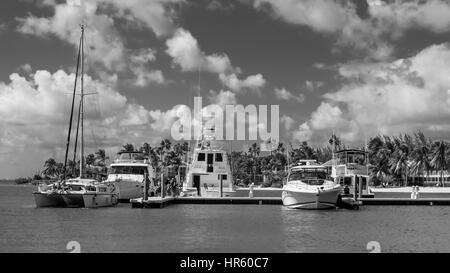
[282, 160, 341, 209]
[105, 151, 155, 201]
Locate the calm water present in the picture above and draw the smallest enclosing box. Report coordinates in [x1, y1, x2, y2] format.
[1, 183, 450, 253]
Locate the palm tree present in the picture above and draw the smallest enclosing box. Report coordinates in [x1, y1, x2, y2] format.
[328, 133, 341, 151]
[248, 143, 260, 183]
[410, 131, 431, 185]
[388, 136, 411, 186]
[121, 143, 135, 152]
[139, 143, 152, 157]
[430, 140, 449, 187]
[42, 158, 60, 179]
[94, 149, 108, 166]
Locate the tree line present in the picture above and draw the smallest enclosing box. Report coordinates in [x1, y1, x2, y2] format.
[29, 130, 450, 187]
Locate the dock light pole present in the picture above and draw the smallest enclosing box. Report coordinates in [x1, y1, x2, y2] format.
[219, 175, 223, 198]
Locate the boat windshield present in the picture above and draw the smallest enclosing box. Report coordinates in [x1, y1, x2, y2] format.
[288, 169, 330, 182]
[109, 166, 148, 175]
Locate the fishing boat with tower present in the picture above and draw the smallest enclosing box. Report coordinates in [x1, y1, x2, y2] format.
[181, 122, 235, 197]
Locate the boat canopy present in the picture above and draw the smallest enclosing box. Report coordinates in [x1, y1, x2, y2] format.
[114, 152, 149, 164]
[335, 149, 368, 165]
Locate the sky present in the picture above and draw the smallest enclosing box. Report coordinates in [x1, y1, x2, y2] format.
[1, 0, 450, 178]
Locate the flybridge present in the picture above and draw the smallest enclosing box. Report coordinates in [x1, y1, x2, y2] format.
[170, 96, 279, 150]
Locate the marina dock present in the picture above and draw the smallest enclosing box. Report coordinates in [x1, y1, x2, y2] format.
[359, 198, 450, 206]
[130, 195, 361, 209]
[130, 195, 450, 208]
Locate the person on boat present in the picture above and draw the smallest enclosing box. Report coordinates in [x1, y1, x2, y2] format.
[344, 184, 350, 194]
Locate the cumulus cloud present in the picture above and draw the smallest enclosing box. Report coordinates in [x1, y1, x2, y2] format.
[274, 87, 305, 103]
[0, 68, 174, 177]
[292, 43, 450, 144]
[219, 73, 266, 93]
[16, 0, 173, 85]
[165, 28, 233, 74]
[252, 0, 450, 60]
[208, 90, 237, 107]
[129, 48, 165, 86]
[166, 28, 267, 93]
[280, 115, 295, 131]
[17, 0, 126, 70]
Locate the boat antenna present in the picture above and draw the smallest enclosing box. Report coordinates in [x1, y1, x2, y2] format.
[61, 30, 82, 183]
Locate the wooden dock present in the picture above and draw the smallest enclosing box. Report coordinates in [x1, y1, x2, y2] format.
[130, 195, 450, 208]
[359, 198, 450, 206]
[130, 196, 360, 209]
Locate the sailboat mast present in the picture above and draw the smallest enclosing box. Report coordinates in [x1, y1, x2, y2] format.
[72, 99, 81, 176]
[79, 24, 85, 178]
[61, 32, 82, 182]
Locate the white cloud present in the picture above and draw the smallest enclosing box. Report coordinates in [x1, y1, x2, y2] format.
[17, 1, 126, 71]
[166, 28, 267, 93]
[280, 115, 295, 131]
[165, 28, 233, 74]
[252, 0, 450, 60]
[0, 68, 173, 177]
[219, 73, 266, 93]
[129, 48, 165, 86]
[293, 43, 450, 144]
[208, 90, 237, 107]
[16, 0, 173, 84]
[274, 87, 304, 102]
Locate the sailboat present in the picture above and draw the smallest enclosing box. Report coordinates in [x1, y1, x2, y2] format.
[33, 25, 118, 208]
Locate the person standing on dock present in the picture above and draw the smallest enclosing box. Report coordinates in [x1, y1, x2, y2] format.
[249, 182, 254, 198]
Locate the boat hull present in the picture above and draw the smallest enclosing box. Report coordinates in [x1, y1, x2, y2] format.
[33, 192, 66, 208]
[82, 193, 118, 208]
[282, 187, 341, 209]
[111, 180, 143, 202]
[60, 193, 118, 208]
[61, 193, 85, 207]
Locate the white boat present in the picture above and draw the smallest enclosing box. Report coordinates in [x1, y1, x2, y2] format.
[61, 179, 118, 208]
[182, 126, 234, 197]
[282, 160, 341, 209]
[105, 151, 155, 201]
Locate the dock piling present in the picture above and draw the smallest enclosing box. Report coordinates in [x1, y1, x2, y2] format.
[219, 175, 223, 198]
[144, 173, 149, 201]
[161, 173, 165, 198]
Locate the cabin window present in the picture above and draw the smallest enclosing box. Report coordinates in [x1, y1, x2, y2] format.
[109, 166, 148, 175]
[197, 153, 205, 161]
[215, 153, 223, 162]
